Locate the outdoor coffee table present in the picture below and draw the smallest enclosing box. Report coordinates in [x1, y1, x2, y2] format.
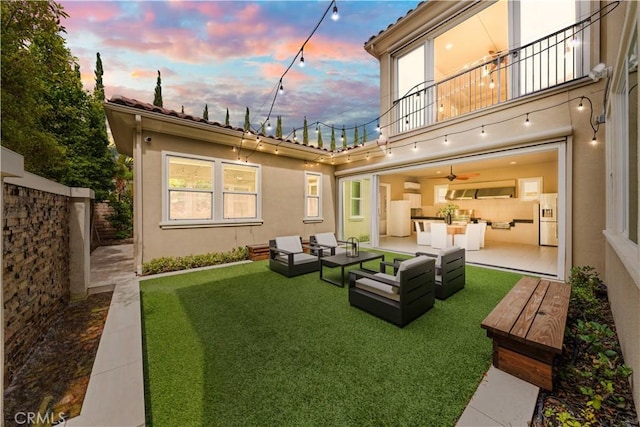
[319, 251, 384, 287]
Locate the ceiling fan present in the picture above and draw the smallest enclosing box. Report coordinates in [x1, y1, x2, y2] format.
[444, 165, 480, 181]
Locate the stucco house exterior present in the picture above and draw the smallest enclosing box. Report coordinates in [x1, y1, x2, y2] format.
[104, 0, 638, 410]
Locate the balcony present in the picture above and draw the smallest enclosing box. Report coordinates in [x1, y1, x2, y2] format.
[393, 18, 591, 134]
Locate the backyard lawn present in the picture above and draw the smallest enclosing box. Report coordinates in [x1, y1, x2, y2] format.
[140, 253, 522, 426]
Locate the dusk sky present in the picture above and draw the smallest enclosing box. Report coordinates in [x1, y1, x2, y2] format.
[60, 1, 418, 140]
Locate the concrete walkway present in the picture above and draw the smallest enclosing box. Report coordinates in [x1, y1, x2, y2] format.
[67, 244, 144, 427]
[75, 244, 538, 426]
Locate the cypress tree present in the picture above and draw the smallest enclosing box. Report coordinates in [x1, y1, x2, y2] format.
[317, 127, 323, 148]
[260, 122, 265, 135]
[181, 105, 184, 114]
[225, 108, 230, 126]
[363, 126, 368, 144]
[203, 104, 209, 120]
[153, 70, 163, 107]
[303, 117, 309, 144]
[276, 116, 283, 138]
[330, 126, 336, 151]
[94, 52, 104, 100]
[342, 125, 347, 148]
[354, 126, 359, 146]
[244, 107, 250, 131]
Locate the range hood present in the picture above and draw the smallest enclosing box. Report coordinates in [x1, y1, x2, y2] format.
[475, 186, 516, 199]
[445, 189, 476, 200]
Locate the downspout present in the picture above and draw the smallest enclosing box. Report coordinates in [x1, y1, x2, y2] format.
[134, 115, 143, 275]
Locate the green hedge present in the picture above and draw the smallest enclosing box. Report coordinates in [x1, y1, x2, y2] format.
[142, 246, 249, 276]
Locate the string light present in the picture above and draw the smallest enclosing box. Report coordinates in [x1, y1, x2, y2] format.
[332, 3, 339, 20]
[279, 80, 284, 95]
[481, 125, 486, 136]
[489, 78, 495, 89]
[591, 133, 597, 145]
[376, 121, 380, 132]
[366, 152, 370, 160]
[444, 135, 448, 144]
[439, 104, 444, 112]
[267, 121, 272, 131]
[413, 141, 418, 150]
[275, 147, 279, 154]
[525, 113, 531, 125]
[578, 97, 584, 110]
[299, 48, 305, 67]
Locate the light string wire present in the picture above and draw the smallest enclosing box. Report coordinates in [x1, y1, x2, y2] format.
[239, 1, 618, 162]
[306, 91, 603, 165]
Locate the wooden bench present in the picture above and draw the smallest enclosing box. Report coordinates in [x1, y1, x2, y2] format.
[481, 277, 571, 390]
[247, 240, 312, 261]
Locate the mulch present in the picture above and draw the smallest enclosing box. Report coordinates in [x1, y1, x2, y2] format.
[3, 291, 113, 426]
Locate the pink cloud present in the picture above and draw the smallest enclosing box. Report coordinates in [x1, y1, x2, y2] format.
[61, 2, 122, 28]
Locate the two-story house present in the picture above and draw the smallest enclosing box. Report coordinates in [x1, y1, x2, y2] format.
[104, 0, 638, 410]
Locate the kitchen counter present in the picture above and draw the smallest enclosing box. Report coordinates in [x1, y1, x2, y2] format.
[411, 217, 534, 227]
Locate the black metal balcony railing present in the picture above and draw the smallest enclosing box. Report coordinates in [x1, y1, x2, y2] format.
[393, 18, 591, 134]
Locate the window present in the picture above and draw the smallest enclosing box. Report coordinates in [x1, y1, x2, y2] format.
[434, 184, 449, 204]
[304, 172, 322, 220]
[167, 156, 214, 220]
[222, 163, 258, 219]
[518, 177, 543, 201]
[350, 181, 362, 217]
[163, 152, 261, 226]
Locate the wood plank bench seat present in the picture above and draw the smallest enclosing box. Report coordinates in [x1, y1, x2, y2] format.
[247, 241, 311, 261]
[481, 276, 571, 390]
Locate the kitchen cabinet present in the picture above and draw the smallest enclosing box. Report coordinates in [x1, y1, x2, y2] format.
[403, 193, 422, 208]
[389, 200, 411, 237]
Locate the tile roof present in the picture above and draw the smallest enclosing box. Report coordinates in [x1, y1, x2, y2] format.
[365, 1, 425, 45]
[107, 95, 363, 153]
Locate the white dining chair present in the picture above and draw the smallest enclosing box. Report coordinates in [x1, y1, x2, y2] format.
[415, 220, 431, 246]
[430, 223, 452, 249]
[454, 223, 482, 251]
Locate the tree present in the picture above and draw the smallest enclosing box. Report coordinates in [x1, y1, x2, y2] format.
[181, 105, 184, 114]
[225, 108, 230, 126]
[203, 104, 209, 120]
[317, 127, 323, 148]
[330, 126, 336, 151]
[94, 52, 104, 100]
[354, 126, 359, 146]
[342, 125, 347, 148]
[244, 107, 250, 132]
[303, 117, 309, 145]
[260, 122, 265, 135]
[153, 70, 162, 107]
[1, 0, 68, 175]
[276, 116, 283, 138]
[363, 126, 368, 144]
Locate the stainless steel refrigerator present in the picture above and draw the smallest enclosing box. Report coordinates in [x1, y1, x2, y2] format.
[539, 193, 558, 246]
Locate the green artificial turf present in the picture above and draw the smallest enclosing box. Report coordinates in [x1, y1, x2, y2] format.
[140, 253, 522, 426]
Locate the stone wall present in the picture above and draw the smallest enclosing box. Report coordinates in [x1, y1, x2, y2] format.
[93, 201, 117, 242]
[2, 183, 70, 385]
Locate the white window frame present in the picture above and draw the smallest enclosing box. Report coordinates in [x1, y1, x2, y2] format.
[603, 16, 639, 286]
[304, 171, 323, 222]
[434, 184, 449, 204]
[350, 180, 363, 219]
[160, 151, 262, 228]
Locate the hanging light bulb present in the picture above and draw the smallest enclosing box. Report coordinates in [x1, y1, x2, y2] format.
[591, 133, 597, 145]
[444, 135, 449, 144]
[525, 113, 531, 125]
[347, 154, 351, 162]
[376, 121, 380, 132]
[315, 125, 319, 133]
[299, 48, 305, 67]
[387, 147, 392, 156]
[232, 146, 237, 152]
[279, 79, 284, 95]
[578, 97, 584, 110]
[267, 120, 272, 131]
[293, 129, 297, 141]
[439, 103, 444, 112]
[481, 125, 486, 136]
[275, 146, 279, 154]
[366, 152, 370, 160]
[413, 141, 418, 150]
[332, 3, 339, 20]
[489, 78, 495, 89]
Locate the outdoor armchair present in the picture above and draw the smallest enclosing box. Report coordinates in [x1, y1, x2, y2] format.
[348, 255, 436, 327]
[269, 236, 319, 277]
[309, 232, 348, 256]
[417, 246, 465, 300]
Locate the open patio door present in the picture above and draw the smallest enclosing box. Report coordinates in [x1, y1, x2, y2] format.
[379, 183, 391, 236]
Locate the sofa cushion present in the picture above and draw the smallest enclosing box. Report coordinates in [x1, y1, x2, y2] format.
[355, 278, 400, 302]
[314, 232, 338, 248]
[436, 246, 461, 267]
[276, 252, 317, 265]
[395, 255, 430, 280]
[275, 236, 303, 254]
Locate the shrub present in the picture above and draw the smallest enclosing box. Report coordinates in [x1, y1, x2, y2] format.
[106, 193, 133, 239]
[568, 266, 604, 321]
[142, 246, 249, 275]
